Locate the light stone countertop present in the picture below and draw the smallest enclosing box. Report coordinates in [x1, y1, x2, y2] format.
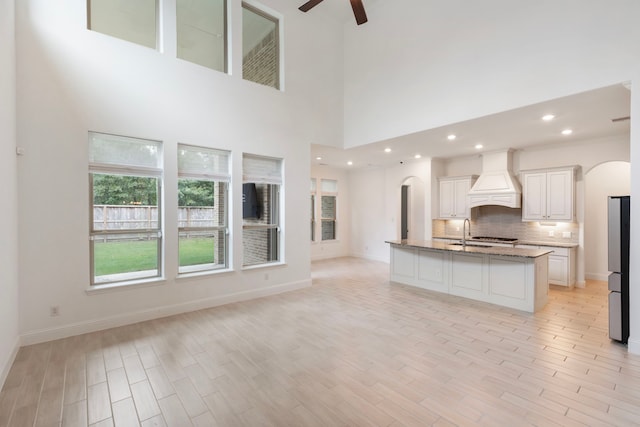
[386, 240, 552, 258]
[432, 235, 578, 249]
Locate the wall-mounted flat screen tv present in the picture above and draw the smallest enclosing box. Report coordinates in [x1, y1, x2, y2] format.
[242, 183, 261, 219]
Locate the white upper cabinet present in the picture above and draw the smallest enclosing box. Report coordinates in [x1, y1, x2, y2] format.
[522, 167, 575, 221]
[438, 176, 477, 219]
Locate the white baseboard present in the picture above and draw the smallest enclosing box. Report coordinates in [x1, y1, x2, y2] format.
[21, 279, 311, 346]
[585, 272, 609, 282]
[349, 252, 390, 264]
[628, 337, 640, 355]
[0, 335, 20, 390]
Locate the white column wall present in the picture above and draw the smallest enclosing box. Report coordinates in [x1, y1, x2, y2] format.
[15, 0, 344, 343]
[629, 77, 640, 354]
[0, 0, 20, 386]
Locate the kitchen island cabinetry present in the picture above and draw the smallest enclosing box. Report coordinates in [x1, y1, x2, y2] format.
[438, 176, 477, 219]
[388, 240, 550, 312]
[521, 167, 576, 221]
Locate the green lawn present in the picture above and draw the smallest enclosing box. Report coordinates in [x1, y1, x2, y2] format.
[94, 238, 215, 276]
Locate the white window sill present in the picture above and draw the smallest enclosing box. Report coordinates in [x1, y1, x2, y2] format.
[86, 277, 166, 295]
[241, 261, 287, 271]
[177, 267, 233, 281]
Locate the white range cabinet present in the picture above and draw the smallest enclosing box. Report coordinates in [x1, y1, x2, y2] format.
[438, 176, 477, 219]
[521, 167, 576, 221]
[388, 240, 551, 312]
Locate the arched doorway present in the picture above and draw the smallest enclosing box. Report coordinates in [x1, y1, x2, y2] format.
[584, 161, 630, 281]
[400, 176, 425, 240]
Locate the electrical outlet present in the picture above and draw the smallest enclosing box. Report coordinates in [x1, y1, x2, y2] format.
[455, 227, 460, 231]
[548, 230, 555, 237]
[50, 306, 60, 317]
[562, 231, 571, 238]
[264, 273, 269, 281]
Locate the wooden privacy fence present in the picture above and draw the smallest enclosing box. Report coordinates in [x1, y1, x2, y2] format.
[93, 205, 218, 230]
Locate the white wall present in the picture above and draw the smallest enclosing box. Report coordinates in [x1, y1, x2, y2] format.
[344, 0, 640, 148]
[0, 0, 20, 386]
[311, 165, 350, 260]
[349, 159, 433, 262]
[584, 162, 630, 281]
[15, 0, 344, 343]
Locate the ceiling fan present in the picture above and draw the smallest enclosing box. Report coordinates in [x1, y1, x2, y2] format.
[299, 0, 368, 25]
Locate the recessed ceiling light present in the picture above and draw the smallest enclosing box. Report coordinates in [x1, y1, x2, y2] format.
[561, 129, 573, 135]
[475, 144, 483, 150]
[347, 161, 353, 166]
[384, 148, 391, 153]
[414, 154, 421, 159]
[447, 134, 456, 141]
[316, 156, 322, 160]
[542, 114, 555, 121]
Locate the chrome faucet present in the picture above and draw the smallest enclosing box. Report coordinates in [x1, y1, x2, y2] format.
[462, 218, 471, 246]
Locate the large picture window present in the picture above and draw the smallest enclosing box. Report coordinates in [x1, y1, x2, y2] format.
[88, 0, 158, 49]
[242, 3, 280, 90]
[177, 0, 227, 72]
[242, 154, 282, 267]
[89, 132, 163, 285]
[178, 144, 230, 274]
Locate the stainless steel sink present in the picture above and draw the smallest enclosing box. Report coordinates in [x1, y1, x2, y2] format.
[449, 243, 493, 248]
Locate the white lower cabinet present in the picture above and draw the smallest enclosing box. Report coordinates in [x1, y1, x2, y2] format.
[516, 244, 576, 287]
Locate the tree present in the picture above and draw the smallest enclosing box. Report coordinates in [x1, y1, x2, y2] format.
[93, 174, 158, 205]
[178, 179, 215, 207]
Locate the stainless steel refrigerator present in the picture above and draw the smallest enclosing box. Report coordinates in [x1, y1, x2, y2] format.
[608, 195, 630, 343]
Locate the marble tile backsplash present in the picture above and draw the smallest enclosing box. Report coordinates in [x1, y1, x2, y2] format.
[432, 205, 579, 244]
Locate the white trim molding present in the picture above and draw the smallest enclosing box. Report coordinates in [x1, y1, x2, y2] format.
[628, 337, 640, 355]
[0, 336, 20, 390]
[21, 279, 310, 346]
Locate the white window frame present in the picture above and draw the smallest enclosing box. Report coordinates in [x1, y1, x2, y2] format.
[241, 1, 282, 90]
[89, 132, 164, 287]
[310, 178, 316, 242]
[242, 154, 283, 267]
[87, 0, 159, 50]
[177, 144, 231, 275]
[320, 179, 337, 241]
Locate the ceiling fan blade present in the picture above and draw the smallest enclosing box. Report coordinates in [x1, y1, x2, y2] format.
[299, 0, 324, 12]
[350, 0, 368, 25]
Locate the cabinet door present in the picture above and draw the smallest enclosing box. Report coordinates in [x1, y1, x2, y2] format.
[546, 169, 573, 221]
[548, 254, 568, 285]
[453, 178, 471, 218]
[522, 172, 547, 220]
[439, 180, 455, 218]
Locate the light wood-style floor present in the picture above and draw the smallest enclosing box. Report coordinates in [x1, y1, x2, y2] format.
[2, 257, 640, 426]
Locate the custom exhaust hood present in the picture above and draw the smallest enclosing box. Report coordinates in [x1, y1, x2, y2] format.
[467, 149, 522, 208]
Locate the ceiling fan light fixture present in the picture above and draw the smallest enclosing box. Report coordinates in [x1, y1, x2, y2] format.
[298, 0, 368, 25]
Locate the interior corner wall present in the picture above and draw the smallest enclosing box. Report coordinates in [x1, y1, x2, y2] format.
[0, 0, 20, 386]
[311, 165, 351, 261]
[343, 0, 640, 148]
[15, 0, 344, 344]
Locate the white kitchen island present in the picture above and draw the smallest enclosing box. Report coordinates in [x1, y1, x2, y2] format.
[386, 240, 551, 312]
